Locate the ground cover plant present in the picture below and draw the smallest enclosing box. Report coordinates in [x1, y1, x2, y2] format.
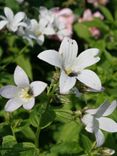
[0, 0, 117, 155]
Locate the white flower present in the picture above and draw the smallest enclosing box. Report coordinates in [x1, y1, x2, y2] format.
[22, 18, 55, 45]
[0, 7, 26, 32]
[16, 0, 24, 3]
[39, 7, 55, 25]
[82, 100, 117, 147]
[0, 66, 47, 112]
[39, 7, 73, 40]
[38, 37, 102, 94]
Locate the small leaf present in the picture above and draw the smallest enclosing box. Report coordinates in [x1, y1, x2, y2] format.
[74, 23, 91, 40]
[40, 108, 56, 129]
[15, 54, 32, 80]
[56, 121, 81, 143]
[99, 5, 113, 21]
[80, 134, 92, 154]
[21, 126, 35, 141]
[51, 142, 82, 155]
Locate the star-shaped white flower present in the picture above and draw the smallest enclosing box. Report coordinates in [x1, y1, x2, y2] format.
[82, 100, 117, 147]
[22, 18, 55, 45]
[38, 37, 102, 94]
[0, 7, 26, 32]
[0, 66, 47, 112]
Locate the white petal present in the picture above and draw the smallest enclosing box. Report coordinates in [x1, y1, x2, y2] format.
[103, 100, 117, 116]
[82, 114, 94, 133]
[16, 22, 27, 27]
[99, 117, 117, 132]
[82, 114, 93, 125]
[0, 20, 8, 30]
[77, 69, 102, 91]
[30, 19, 38, 31]
[38, 50, 62, 68]
[4, 7, 14, 22]
[37, 35, 44, 45]
[0, 85, 18, 99]
[73, 48, 100, 71]
[23, 98, 35, 110]
[30, 81, 47, 97]
[95, 129, 105, 147]
[14, 12, 25, 24]
[59, 70, 76, 94]
[43, 26, 55, 35]
[86, 109, 97, 114]
[59, 37, 78, 69]
[5, 98, 22, 112]
[95, 100, 110, 118]
[14, 66, 29, 87]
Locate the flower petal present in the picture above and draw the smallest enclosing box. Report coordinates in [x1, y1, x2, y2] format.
[30, 81, 47, 97]
[103, 100, 117, 116]
[82, 114, 94, 133]
[73, 48, 100, 71]
[0, 20, 8, 30]
[37, 34, 44, 45]
[5, 98, 22, 112]
[38, 50, 62, 68]
[14, 12, 25, 24]
[95, 129, 105, 147]
[95, 100, 110, 118]
[43, 25, 55, 35]
[0, 85, 18, 99]
[4, 7, 14, 22]
[14, 66, 29, 87]
[77, 69, 102, 91]
[99, 117, 117, 132]
[59, 70, 76, 94]
[86, 109, 97, 114]
[23, 98, 35, 110]
[59, 37, 78, 68]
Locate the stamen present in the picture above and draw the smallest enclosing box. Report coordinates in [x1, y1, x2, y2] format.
[19, 87, 33, 100]
[65, 68, 78, 77]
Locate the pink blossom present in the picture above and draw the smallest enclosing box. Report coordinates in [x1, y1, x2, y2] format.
[79, 9, 104, 38]
[52, 8, 75, 40]
[87, 0, 108, 6]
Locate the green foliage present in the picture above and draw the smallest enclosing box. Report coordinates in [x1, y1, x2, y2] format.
[0, 0, 117, 156]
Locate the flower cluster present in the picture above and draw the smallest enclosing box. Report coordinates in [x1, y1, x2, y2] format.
[0, 1, 117, 153]
[0, 7, 74, 46]
[0, 37, 117, 150]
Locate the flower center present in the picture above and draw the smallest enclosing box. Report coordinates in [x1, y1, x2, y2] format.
[35, 30, 42, 37]
[19, 87, 33, 100]
[65, 68, 78, 77]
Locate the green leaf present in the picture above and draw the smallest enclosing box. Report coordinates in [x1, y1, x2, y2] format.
[74, 23, 91, 40]
[5, 0, 19, 11]
[1, 142, 39, 156]
[89, 40, 106, 51]
[40, 108, 56, 129]
[15, 54, 32, 80]
[21, 126, 35, 141]
[29, 105, 44, 128]
[83, 19, 109, 32]
[51, 142, 82, 155]
[99, 5, 113, 21]
[13, 142, 39, 156]
[2, 135, 17, 147]
[80, 134, 92, 154]
[56, 121, 81, 142]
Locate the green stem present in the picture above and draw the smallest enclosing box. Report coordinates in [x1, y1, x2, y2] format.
[5, 113, 16, 139]
[35, 125, 41, 148]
